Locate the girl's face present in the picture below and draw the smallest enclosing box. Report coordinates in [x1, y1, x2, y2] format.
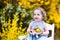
[34, 9, 43, 22]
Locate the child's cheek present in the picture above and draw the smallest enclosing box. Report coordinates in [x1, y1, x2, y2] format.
[34, 16, 36, 19]
[36, 16, 41, 20]
[38, 16, 42, 19]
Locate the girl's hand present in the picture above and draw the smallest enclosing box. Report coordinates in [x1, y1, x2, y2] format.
[30, 30, 36, 35]
[32, 31, 36, 35]
[29, 29, 35, 35]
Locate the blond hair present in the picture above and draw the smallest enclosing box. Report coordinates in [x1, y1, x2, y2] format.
[31, 7, 47, 21]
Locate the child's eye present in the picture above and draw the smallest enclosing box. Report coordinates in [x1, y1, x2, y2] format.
[37, 14, 40, 16]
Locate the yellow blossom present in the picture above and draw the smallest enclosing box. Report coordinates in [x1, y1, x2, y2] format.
[45, 1, 50, 5]
[21, 13, 26, 18]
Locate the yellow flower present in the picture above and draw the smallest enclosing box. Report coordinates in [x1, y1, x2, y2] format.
[20, 22, 23, 27]
[40, 1, 44, 4]
[33, 3, 40, 7]
[2, 28, 5, 33]
[19, 27, 22, 30]
[45, 1, 50, 5]
[37, 0, 41, 2]
[14, 12, 19, 18]
[20, 22, 23, 25]
[55, 23, 60, 29]
[4, 1, 8, 5]
[21, 13, 26, 18]
[28, 0, 36, 2]
[0, 32, 1, 37]
[18, 2, 22, 6]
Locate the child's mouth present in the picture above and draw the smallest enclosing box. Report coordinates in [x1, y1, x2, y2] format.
[35, 18, 38, 19]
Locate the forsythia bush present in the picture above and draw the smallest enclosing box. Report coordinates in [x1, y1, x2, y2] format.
[0, 0, 60, 40]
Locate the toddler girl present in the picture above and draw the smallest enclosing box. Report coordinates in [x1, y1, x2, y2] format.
[27, 7, 49, 40]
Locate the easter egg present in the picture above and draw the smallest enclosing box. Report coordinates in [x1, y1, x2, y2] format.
[35, 28, 42, 33]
